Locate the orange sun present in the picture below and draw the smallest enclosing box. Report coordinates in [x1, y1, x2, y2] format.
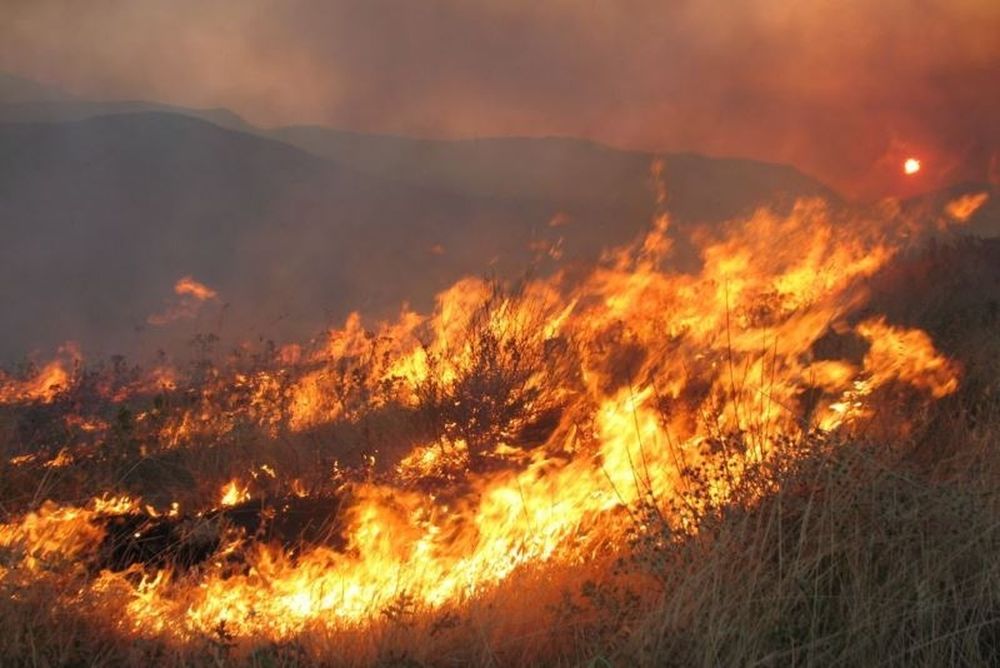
[903, 157, 921, 175]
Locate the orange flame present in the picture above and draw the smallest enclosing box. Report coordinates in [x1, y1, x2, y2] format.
[945, 192, 989, 222]
[219, 480, 250, 507]
[147, 275, 219, 326]
[174, 276, 217, 301]
[0, 192, 968, 645]
[0, 342, 81, 404]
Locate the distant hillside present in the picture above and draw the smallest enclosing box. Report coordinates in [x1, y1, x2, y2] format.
[0, 113, 593, 362]
[0, 71, 254, 134]
[0, 74, 841, 363]
[267, 127, 834, 224]
[0, 72, 832, 225]
[0, 72, 72, 104]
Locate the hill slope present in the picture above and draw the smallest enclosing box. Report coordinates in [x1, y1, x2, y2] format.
[269, 127, 833, 223]
[0, 109, 835, 363]
[0, 113, 573, 361]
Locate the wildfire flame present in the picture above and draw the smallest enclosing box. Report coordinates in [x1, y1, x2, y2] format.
[174, 276, 218, 301]
[0, 190, 977, 647]
[147, 275, 219, 326]
[0, 342, 80, 404]
[219, 480, 250, 507]
[946, 192, 989, 222]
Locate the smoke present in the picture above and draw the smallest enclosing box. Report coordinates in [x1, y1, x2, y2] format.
[0, 0, 996, 195]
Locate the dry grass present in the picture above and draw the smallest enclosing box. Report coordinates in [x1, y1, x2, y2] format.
[4, 427, 1000, 667]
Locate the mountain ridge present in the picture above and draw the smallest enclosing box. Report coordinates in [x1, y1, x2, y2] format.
[0, 74, 942, 364]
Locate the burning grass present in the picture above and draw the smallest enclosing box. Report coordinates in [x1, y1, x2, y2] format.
[0, 193, 998, 665]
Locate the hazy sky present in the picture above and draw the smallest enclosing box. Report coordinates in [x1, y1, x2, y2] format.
[1, 0, 997, 196]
